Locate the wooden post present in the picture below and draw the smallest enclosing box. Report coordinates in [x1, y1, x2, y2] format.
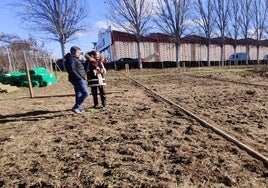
[125, 63, 129, 76]
[23, 51, 34, 98]
[49, 58, 53, 73]
[54, 66, 58, 79]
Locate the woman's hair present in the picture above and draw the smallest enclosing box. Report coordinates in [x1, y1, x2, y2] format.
[90, 50, 97, 57]
[85, 50, 104, 61]
[85, 50, 95, 61]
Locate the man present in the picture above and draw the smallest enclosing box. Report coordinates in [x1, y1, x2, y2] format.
[64, 46, 89, 114]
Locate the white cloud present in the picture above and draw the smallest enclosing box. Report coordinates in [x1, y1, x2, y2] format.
[248, 29, 256, 39]
[94, 20, 125, 32]
[74, 31, 88, 37]
[95, 20, 110, 30]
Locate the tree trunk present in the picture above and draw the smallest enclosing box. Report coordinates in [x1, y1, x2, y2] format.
[234, 46, 237, 65]
[256, 44, 260, 64]
[246, 43, 249, 65]
[60, 41, 65, 59]
[207, 43, 210, 66]
[175, 43, 180, 68]
[60, 41, 66, 71]
[137, 41, 142, 69]
[220, 45, 224, 66]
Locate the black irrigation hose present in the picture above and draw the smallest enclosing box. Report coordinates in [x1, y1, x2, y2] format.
[129, 77, 268, 168]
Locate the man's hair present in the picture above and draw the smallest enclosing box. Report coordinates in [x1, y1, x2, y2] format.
[70, 46, 81, 55]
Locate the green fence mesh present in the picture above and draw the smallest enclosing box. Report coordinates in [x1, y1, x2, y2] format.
[0, 67, 57, 88]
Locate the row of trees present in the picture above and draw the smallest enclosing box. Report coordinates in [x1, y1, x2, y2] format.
[2, 0, 268, 71]
[106, 0, 268, 68]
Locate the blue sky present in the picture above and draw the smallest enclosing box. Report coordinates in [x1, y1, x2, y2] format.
[0, 0, 109, 58]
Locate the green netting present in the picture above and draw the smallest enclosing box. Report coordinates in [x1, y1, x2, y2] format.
[10, 72, 27, 86]
[21, 80, 40, 88]
[0, 67, 57, 88]
[29, 67, 48, 75]
[40, 76, 57, 87]
[21, 81, 28, 87]
[1, 73, 12, 84]
[11, 71, 24, 76]
[33, 73, 53, 82]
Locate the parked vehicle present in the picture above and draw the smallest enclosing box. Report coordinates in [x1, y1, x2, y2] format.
[115, 58, 137, 64]
[262, 55, 268, 64]
[227, 52, 250, 61]
[110, 57, 145, 70]
[114, 58, 145, 64]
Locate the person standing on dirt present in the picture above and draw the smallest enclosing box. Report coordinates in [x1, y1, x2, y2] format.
[84, 50, 107, 108]
[64, 46, 89, 113]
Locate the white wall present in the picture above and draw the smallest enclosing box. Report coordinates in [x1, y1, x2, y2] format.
[112, 41, 268, 62]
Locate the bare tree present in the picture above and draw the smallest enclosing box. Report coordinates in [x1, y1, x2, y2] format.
[239, 0, 253, 64]
[14, 0, 89, 59]
[194, 0, 216, 67]
[0, 33, 18, 73]
[106, 0, 153, 69]
[0, 34, 20, 45]
[0, 34, 50, 73]
[251, 0, 268, 64]
[213, 0, 230, 66]
[229, 0, 240, 61]
[154, 0, 193, 67]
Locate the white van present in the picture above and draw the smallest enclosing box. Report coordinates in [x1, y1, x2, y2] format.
[227, 52, 250, 61]
[263, 55, 268, 61]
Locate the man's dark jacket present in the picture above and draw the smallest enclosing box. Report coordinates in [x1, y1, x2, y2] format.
[64, 53, 86, 82]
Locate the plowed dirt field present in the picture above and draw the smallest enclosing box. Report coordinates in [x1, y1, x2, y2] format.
[0, 66, 267, 187]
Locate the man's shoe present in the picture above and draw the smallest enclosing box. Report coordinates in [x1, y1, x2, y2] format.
[72, 108, 82, 114]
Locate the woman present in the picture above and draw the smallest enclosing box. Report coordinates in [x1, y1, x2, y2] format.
[84, 50, 106, 108]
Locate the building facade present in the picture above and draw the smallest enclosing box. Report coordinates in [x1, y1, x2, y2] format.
[96, 27, 268, 63]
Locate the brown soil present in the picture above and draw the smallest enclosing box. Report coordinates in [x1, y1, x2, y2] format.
[0, 83, 19, 93]
[0, 66, 267, 187]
